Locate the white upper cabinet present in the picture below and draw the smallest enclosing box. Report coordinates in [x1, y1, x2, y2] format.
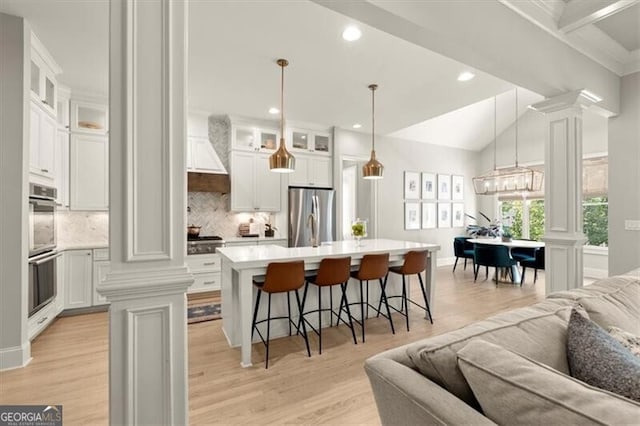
[29, 101, 56, 182]
[230, 123, 279, 153]
[70, 134, 109, 211]
[230, 151, 281, 212]
[288, 154, 332, 188]
[287, 127, 332, 156]
[56, 86, 71, 130]
[70, 100, 109, 134]
[186, 137, 227, 174]
[30, 34, 61, 118]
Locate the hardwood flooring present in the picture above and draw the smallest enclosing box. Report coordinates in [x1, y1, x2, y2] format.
[0, 266, 548, 425]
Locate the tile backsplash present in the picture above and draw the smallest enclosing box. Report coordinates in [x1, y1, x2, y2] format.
[57, 210, 109, 246]
[187, 191, 278, 238]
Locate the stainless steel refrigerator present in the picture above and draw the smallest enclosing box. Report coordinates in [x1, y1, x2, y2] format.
[288, 187, 336, 247]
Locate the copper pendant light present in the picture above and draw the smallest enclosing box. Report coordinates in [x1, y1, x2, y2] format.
[269, 58, 295, 173]
[363, 84, 383, 179]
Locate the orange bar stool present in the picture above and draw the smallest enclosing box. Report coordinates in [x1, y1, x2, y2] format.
[344, 253, 394, 343]
[384, 250, 433, 332]
[251, 260, 311, 368]
[298, 257, 357, 354]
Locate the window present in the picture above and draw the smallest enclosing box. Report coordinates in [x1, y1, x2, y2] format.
[500, 199, 544, 241]
[583, 196, 608, 246]
[498, 156, 607, 247]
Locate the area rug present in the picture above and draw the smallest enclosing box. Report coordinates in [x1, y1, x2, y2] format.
[188, 302, 222, 324]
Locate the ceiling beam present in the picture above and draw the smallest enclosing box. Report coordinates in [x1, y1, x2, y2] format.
[559, 0, 639, 33]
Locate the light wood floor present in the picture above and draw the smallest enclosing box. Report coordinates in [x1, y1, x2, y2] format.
[0, 266, 548, 425]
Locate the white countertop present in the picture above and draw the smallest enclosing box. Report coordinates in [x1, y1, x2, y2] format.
[217, 239, 440, 266]
[57, 243, 109, 251]
[224, 236, 287, 243]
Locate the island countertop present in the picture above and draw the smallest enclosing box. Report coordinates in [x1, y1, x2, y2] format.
[218, 239, 440, 367]
[217, 239, 440, 265]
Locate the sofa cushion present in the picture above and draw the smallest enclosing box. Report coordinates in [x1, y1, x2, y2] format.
[406, 299, 575, 407]
[567, 309, 640, 402]
[457, 340, 640, 425]
[548, 276, 640, 333]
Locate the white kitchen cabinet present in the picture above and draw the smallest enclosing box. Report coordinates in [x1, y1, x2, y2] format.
[55, 129, 70, 207]
[186, 254, 221, 293]
[187, 137, 226, 174]
[93, 260, 110, 306]
[70, 100, 108, 134]
[230, 151, 281, 212]
[29, 101, 56, 182]
[288, 128, 332, 156]
[64, 250, 93, 309]
[288, 155, 332, 188]
[56, 86, 71, 130]
[230, 123, 279, 153]
[30, 44, 59, 118]
[70, 134, 109, 210]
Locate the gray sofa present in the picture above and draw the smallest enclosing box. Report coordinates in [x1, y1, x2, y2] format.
[365, 272, 640, 425]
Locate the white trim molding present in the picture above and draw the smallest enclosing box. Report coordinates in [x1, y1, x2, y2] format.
[107, 0, 190, 423]
[0, 343, 31, 372]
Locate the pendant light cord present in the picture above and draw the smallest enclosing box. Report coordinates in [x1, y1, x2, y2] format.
[280, 62, 284, 139]
[515, 88, 519, 168]
[371, 86, 376, 151]
[493, 96, 497, 171]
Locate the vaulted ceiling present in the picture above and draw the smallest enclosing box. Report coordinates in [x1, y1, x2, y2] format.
[1, 0, 637, 152]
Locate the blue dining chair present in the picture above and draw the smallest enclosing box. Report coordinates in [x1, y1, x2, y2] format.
[511, 239, 538, 263]
[453, 237, 475, 272]
[473, 244, 517, 284]
[520, 247, 545, 284]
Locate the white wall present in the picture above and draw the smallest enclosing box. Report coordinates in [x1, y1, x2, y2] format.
[0, 13, 30, 369]
[334, 128, 478, 263]
[608, 72, 640, 275]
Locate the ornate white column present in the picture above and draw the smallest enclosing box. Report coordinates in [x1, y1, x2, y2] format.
[531, 90, 600, 294]
[100, 1, 193, 424]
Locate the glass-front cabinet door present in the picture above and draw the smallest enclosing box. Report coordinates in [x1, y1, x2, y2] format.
[291, 130, 310, 151]
[70, 100, 109, 134]
[232, 125, 256, 151]
[313, 133, 331, 154]
[259, 129, 278, 151]
[288, 128, 331, 155]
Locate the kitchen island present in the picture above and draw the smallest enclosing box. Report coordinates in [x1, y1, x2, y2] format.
[217, 239, 440, 367]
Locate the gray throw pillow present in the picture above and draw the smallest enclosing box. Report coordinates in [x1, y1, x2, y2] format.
[567, 308, 640, 402]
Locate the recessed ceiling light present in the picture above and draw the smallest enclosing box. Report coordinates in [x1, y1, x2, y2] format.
[352, 123, 362, 129]
[342, 26, 362, 41]
[457, 71, 475, 82]
[268, 107, 279, 114]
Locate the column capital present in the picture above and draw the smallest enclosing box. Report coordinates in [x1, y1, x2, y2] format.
[529, 89, 601, 114]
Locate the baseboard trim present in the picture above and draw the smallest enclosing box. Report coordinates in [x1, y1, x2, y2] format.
[0, 341, 31, 371]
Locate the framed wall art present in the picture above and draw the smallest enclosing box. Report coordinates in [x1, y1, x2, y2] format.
[404, 171, 420, 200]
[438, 174, 451, 200]
[404, 202, 421, 230]
[452, 175, 464, 200]
[421, 172, 436, 200]
[438, 203, 451, 228]
[421, 202, 436, 229]
[452, 203, 465, 227]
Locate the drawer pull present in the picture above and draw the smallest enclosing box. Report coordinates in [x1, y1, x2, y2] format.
[203, 262, 217, 266]
[37, 316, 48, 325]
[41, 168, 49, 173]
[203, 281, 216, 285]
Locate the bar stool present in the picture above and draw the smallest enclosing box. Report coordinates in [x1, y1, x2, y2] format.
[385, 250, 433, 331]
[251, 260, 311, 368]
[298, 257, 357, 354]
[344, 253, 394, 343]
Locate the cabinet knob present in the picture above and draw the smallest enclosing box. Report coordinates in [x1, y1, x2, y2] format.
[87, 252, 91, 256]
[65, 125, 70, 129]
[42, 100, 48, 105]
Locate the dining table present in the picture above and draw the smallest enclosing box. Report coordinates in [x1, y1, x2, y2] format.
[467, 238, 545, 284]
[217, 239, 440, 367]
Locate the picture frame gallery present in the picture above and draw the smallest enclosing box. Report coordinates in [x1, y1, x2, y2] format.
[403, 171, 465, 230]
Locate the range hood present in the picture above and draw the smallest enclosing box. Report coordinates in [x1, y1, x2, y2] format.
[187, 172, 230, 194]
